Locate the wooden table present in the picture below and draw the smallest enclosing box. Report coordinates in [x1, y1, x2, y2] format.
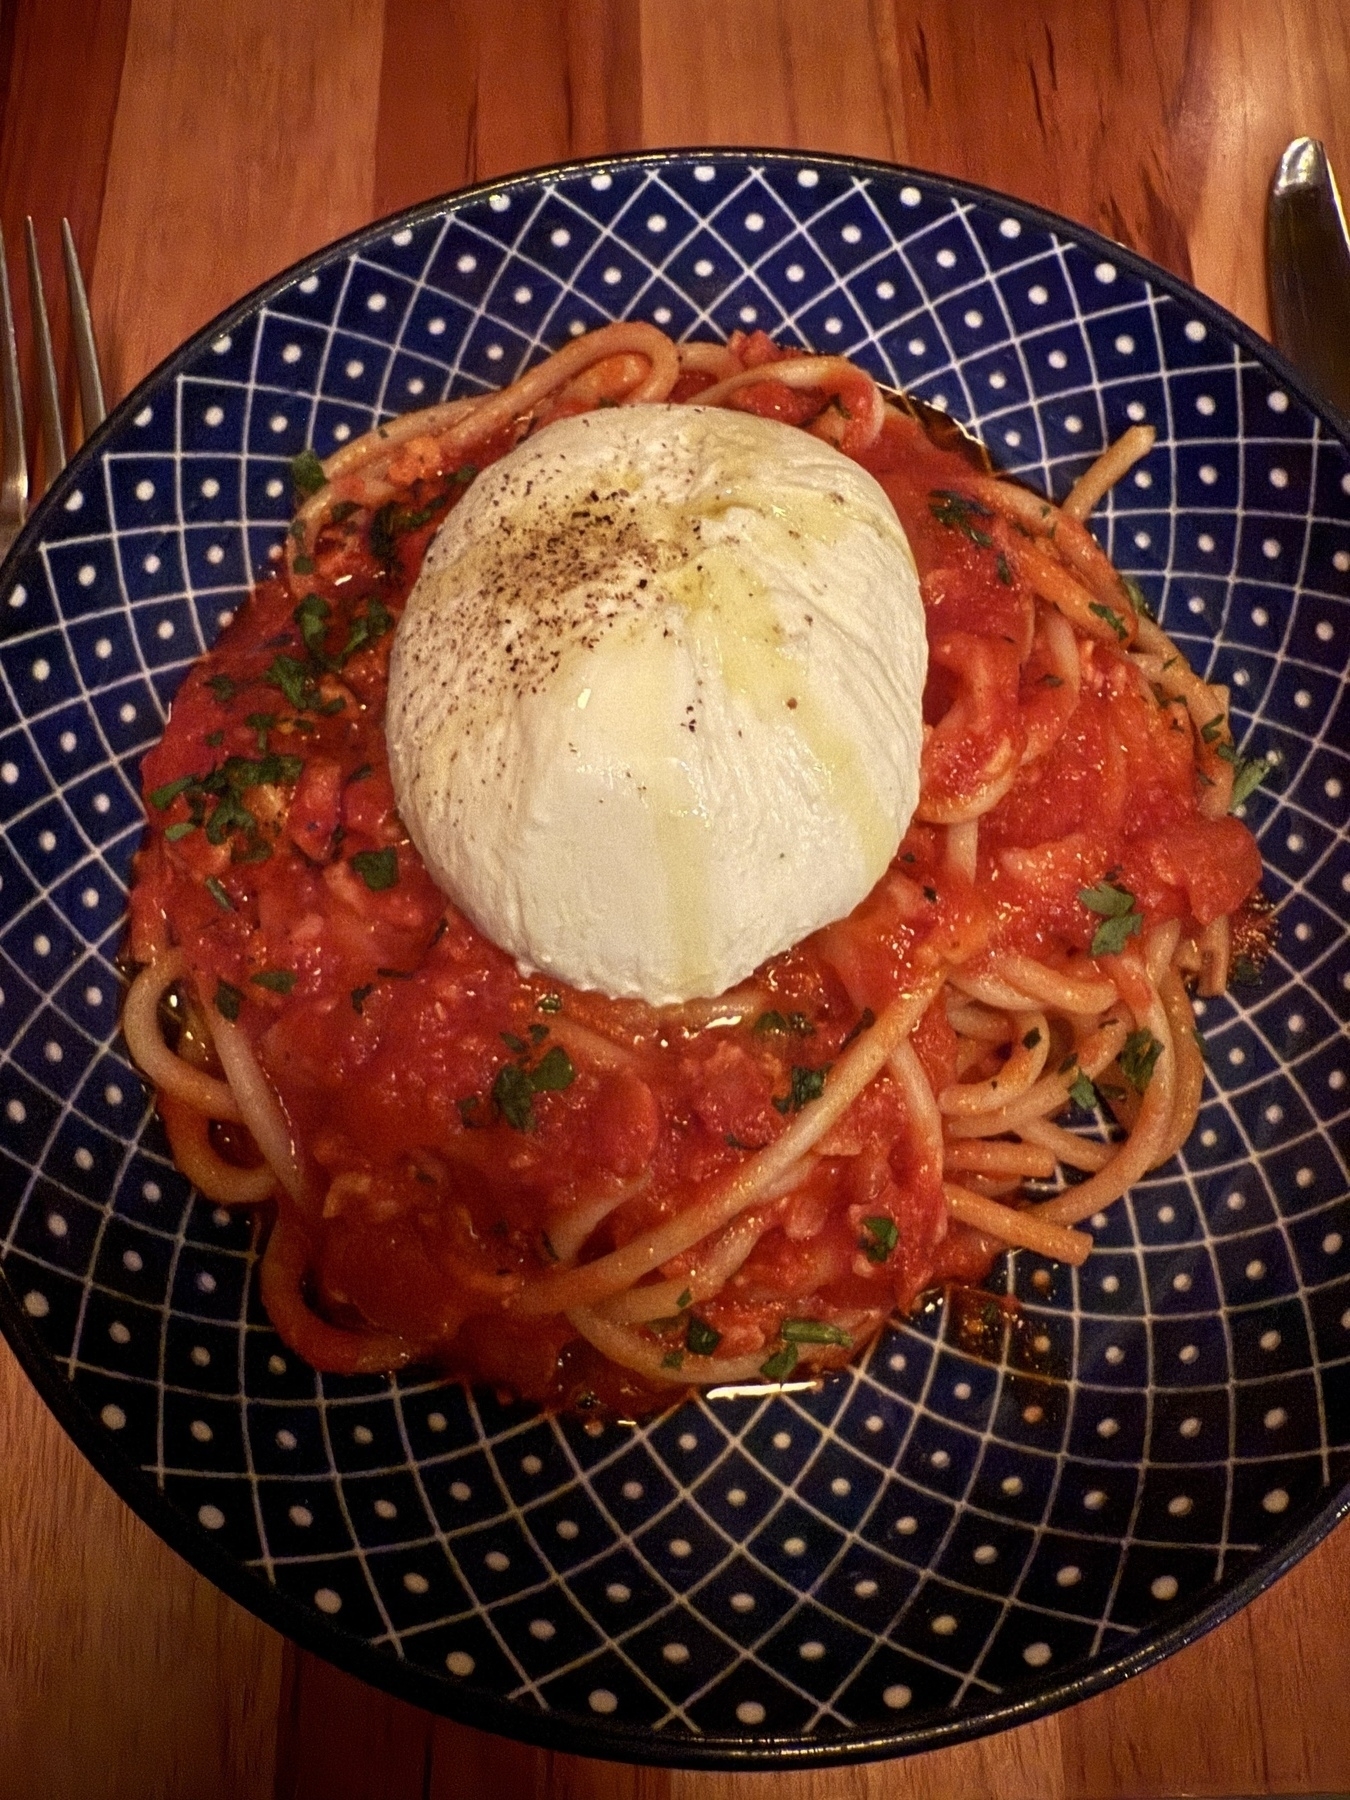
[1, 2, 1348, 1794]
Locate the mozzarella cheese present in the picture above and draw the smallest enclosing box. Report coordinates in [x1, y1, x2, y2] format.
[386, 403, 926, 1004]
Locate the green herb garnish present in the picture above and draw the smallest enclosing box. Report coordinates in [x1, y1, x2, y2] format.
[351, 983, 375, 1014]
[773, 1063, 830, 1114]
[760, 1343, 800, 1382]
[781, 1319, 852, 1346]
[1079, 879, 1142, 956]
[860, 1215, 899, 1264]
[214, 978, 242, 1020]
[686, 1315, 721, 1356]
[1068, 1071, 1098, 1110]
[350, 847, 399, 891]
[1088, 601, 1129, 641]
[250, 969, 297, 995]
[1120, 1027, 1163, 1093]
[204, 876, 233, 911]
[290, 448, 326, 500]
[930, 487, 994, 547]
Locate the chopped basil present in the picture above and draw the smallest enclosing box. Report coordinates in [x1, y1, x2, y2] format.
[686, 1315, 721, 1356]
[753, 1009, 813, 1036]
[1226, 750, 1275, 808]
[244, 710, 277, 752]
[996, 550, 1013, 585]
[1068, 1071, 1098, 1110]
[1078, 879, 1143, 956]
[773, 1063, 830, 1114]
[922, 885, 938, 903]
[149, 773, 196, 810]
[1120, 1027, 1163, 1093]
[290, 448, 327, 500]
[294, 593, 331, 661]
[661, 1349, 685, 1370]
[205, 673, 240, 704]
[930, 487, 994, 547]
[492, 1062, 536, 1131]
[1200, 714, 1226, 745]
[350, 983, 375, 1014]
[675, 1288, 692, 1310]
[291, 554, 315, 575]
[760, 1343, 799, 1382]
[528, 1022, 549, 1044]
[1022, 1027, 1042, 1050]
[1088, 601, 1129, 641]
[328, 499, 359, 524]
[530, 1044, 576, 1091]
[339, 596, 393, 664]
[781, 1318, 852, 1346]
[1230, 953, 1264, 986]
[204, 730, 224, 747]
[859, 1215, 899, 1264]
[346, 763, 373, 784]
[214, 979, 242, 1020]
[1121, 573, 1155, 620]
[540, 1232, 560, 1263]
[500, 1031, 528, 1054]
[250, 969, 297, 994]
[164, 820, 195, 842]
[350, 847, 399, 891]
[204, 876, 233, 911]
[263, 653, 320, 710]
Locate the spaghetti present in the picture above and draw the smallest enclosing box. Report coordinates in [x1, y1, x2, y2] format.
[123, 324, 1269, 1410]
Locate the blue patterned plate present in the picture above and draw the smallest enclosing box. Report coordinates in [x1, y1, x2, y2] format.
[0, 152, 1346, 1770]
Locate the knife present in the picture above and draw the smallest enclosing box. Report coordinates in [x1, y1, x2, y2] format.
[1267, 136, 1350, 423]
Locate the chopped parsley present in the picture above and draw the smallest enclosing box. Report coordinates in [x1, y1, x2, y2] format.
[675, 1288, 692, 1310]
[760, 1343, 799, 1382]
[164, 820, 195, 842]
[349, 847, 399, 890]
[492, 1063, 537, 1132]
[1068, 1071, 1099, 1110]
[250, 969, 297, 995]
[1022, 1027, 1043, 1050]
[214, 979, 242, 1021]
[1088, 601, 1129, 641]
[1201, 714, 1226, 745]
[686, 1315, 721, 1356]
[204, 876, 233, 911]
[1079, 879, 1143, 956]
[1120, 1027, 1163, 1093]
[859, 1215, 899, 1264]
[1223, 747, 1276, 808]
[290, 448, 327, 500]
[773, 1063, 830, 1114]
[244, 710, 278, 752]
[661, 1350, 685, 1370]
[753, 1009, 813, 1037]
[291, 554, 315, 575]
[781, 1318, 852, 1346]
[491, 1043, 577, 1131]
[529, 1045, 576, 1091]
[1121, 573, 1155, 619]
[205, 673, 240, 704]
[930, 487, 994, 548]
[149, 773, 195, 810]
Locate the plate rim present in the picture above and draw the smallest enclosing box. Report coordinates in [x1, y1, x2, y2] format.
[0, 144, 1347, 1771]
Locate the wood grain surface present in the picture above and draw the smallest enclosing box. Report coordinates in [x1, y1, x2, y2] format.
[1, 2, 1348, 1795]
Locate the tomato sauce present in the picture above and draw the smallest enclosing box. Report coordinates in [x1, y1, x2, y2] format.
[128, 339, 1260, 1408]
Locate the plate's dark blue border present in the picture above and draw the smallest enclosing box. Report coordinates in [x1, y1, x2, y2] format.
[0, 146, 1347, 1772]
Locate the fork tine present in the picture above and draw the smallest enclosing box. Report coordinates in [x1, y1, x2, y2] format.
[0, 224, 27, 555]
[24, 216, 66, 487]
[61, 220, 104, 436]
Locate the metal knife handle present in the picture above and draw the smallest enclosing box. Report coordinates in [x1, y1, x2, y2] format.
[1268, 137, 1350, 422]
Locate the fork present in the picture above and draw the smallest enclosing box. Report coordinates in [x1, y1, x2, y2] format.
[0, 218, 106, 560]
